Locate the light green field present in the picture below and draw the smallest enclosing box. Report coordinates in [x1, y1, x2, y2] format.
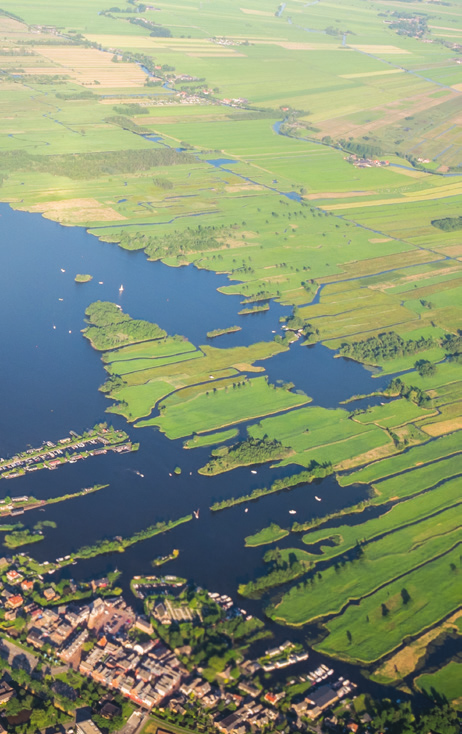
[301, 475, 462, 564]
[415, 661, 462, 703]
[245, 523, 289, 547]
[184, 428, 239, 449]
[248, 405, 391, 469]
[339, 431, 462, 486]
[137, 375, 310, 439]
[272, 506, 461, 627]
[315, 545, 462, 663]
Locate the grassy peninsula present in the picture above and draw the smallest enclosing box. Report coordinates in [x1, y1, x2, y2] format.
[206, 326, 242, 339]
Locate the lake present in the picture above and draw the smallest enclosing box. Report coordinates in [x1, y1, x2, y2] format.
[0, 202, 397, 695]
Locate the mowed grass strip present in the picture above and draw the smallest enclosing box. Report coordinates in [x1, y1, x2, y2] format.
[136, 376, 311, 439]
[271, 508, 461, 627]
[339, 431, 462, 486]
[184, 428, 239, 449]
[315, 544, 462, 664]
[102, 336, 196, 363]
[248, 406, 390, 468]
[301, 475, 462, 563]
[105, 349, 203, 376]
[371, 453, 462, 504]
[352, 398, 435, 429]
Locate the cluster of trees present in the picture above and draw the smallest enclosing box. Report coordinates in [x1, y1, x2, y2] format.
[4, 528, 44, 549]
[239, 549, 309, 597]
[105, 114, 151, 134]
[201, 437, 290, 476]
[112, 103, 149, 115]
[431, 215, 462, 231]
[0, 147, 193, 180]
[55, 89, 97, 100]
[337, 139, 386, 159]
[83, 301, 166, 350]
[128, 16, 172, 36]
[415, 358, 437, 377]
[211, 462, 333, 510]
[386, 377, 432, 407]
[152, 176, 174, 189]
[389, 11, 428, 37]
[442, 331, 462, 355]
[339, 331, 436, 364]
[114, 223, 227, 260]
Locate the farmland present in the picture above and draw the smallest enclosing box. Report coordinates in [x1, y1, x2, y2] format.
[1, 0, 462, 705]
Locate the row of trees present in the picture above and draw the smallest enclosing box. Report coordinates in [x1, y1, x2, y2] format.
[210, 461, 333, 509]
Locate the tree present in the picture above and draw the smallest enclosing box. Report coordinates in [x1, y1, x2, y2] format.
[401, 587, 411, 605]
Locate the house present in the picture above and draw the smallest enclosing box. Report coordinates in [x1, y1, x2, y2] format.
[99, 699, 122, 719]
[0, 680, 15, 704]
[6, 570, 22, 584]
[6, 594, 23, 609]
[27, 628, 46, 649]
[217, 713, 244, 733]
[43, 587, 56, 600]
[76, 721, 103, 734]
[21, 580, 34, 592]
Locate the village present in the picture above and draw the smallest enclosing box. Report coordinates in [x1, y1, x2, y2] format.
[0, 561, 358, 734]
[0, 425, 137, 483]
[345, 155, 389, 169]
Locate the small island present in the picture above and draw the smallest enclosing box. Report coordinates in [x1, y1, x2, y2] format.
[75, 273, 93, 283]
[206, 325, 242, 338]
[238, 304, 270, 316]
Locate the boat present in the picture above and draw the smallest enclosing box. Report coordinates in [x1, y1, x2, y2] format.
[60, 268, 65, 273]
[134, 470, 144, 478]
[99, 281, 103, 284]
[244, 508, 248, 513]
[315, 496, 321, 502]
[193, 509, 200, 519]
[251, 470, 257, 475]
[119, 284, 124, 292]
[289, 510, 296, 515]
[68, 330, 72, 334]
[52, 325, 56, 329]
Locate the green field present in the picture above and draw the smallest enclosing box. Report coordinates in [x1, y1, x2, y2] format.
[415, 661, 462, 704]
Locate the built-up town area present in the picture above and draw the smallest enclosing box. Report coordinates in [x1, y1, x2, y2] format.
[0, 558, 357, 734]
